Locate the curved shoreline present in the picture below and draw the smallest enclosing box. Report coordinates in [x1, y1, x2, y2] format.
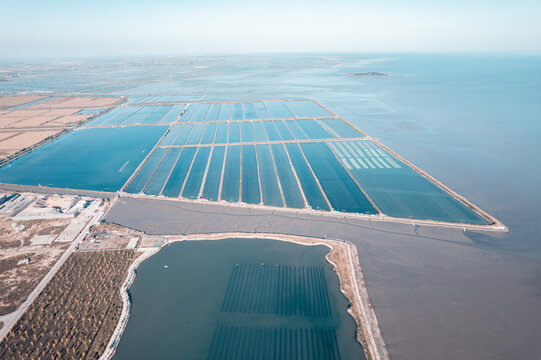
[99, 232, 389, 360]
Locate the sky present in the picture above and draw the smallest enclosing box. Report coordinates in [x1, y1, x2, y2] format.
[1, 0, 541, 57]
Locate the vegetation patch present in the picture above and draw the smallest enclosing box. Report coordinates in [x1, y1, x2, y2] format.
[0, 250, 137, 359]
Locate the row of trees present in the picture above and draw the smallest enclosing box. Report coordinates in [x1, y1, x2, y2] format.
[0, 250, 136, 359]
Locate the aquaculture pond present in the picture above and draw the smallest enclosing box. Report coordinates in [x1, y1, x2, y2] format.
[327, 140, 489, 224]
[0, 126, 167, 192]
[86, 105, 178, 126]
[112, 238, 365, 360]
[178, 100, 329, 122]
[0, 90, 493, 224]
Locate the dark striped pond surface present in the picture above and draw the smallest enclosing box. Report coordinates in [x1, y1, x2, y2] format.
[0, 98, 490, 225]
[112, 238, 365, 360]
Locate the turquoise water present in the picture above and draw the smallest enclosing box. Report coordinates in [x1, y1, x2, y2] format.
[285, 143, 330, 211]
[186, 123, 205, 145]
[182, 146, 211, 198]
[1, 54, 538, 227]
[221, 145, 241, 202]
[174, 101, 326, 123]
[218, 103, 231, 121]
[242, 102, 257, 120]
[271, 143, 305, 209]
[161, 147, 196, 197]
[322, 118, 363, 138]
[328, 140, 488, 223]
[143, 148, 181, 196]
[241, 145, 260, 204]
[125, 147, 168, 194]
[265, 101, 295, 119]
[127, 95, 201, 103]
[287, 100, 333, 118]
[232, 102, 244, 120]
[159, 124, 182, 146]
[240, 122, 254, 142]
[193, 104, 210, 122]
[228, 122, 241, 143]
[87, 107, 140, 126]
[0, 126, 166, 192]
[201, 146, 226, 201]
[173, 123, 194, 146]
[256, 144, 283, 207]
[180, 103, 198, 121]
[214, 123, 228, 144]
[301, 142, 377, 214]
[201, 123, 217, 144]
[112, 239, 365, 360]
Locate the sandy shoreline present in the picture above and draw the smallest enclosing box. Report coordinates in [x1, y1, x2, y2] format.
[99, 232, 389, 360]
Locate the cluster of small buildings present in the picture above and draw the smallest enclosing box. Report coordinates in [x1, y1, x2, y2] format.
[6, 193, 94, 221]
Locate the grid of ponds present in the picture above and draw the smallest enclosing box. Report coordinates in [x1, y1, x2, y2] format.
[124, 142, 377, 215]
[0, 97, 492, 224]
[86, 105, 185, 126]
[118, 99, 491, 223]
[159, 118, 363, 145]
[327, 139, 489, 224]
[179, 100, 333, 122]
[127, 95, 203, 103]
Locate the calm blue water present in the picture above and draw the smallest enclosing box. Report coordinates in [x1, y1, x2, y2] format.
[0, 126, 167, 191]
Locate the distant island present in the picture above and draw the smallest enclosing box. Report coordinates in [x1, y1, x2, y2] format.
[345, 72, 389, 77]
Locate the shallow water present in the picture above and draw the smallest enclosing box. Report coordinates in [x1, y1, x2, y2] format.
[112, 239, 365, 360]
[0, 126, 167, 191]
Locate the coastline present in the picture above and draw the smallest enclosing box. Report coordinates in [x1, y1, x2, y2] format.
[99, 232, 390, 360]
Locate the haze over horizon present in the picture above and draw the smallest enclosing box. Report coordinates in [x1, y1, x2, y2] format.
[1, 0, 541, 58]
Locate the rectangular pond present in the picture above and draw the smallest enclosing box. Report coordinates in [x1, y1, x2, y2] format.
[0, 126, 167, 192]
[182, 147, 211, 199]
[175, 101, 333, 123]
[286, 100, 333, 118]
[201, 146, 226, 201]
[161, 147, 197, 198]
[125, 148, 168, 194]
[143, 148, 181, 196]
[241, 145, 260, 204]
[221, 145, 241, 202]
[256, 144, 283, 207]
[327, 140, 489, 224]
[301, 142, 377, 214]
[0, 95, 493, 225]
[271, 144, 305, 209]
[285, 143, 330, 211]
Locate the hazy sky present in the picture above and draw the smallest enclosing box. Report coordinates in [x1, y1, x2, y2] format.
[1, 0, 540, 57]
